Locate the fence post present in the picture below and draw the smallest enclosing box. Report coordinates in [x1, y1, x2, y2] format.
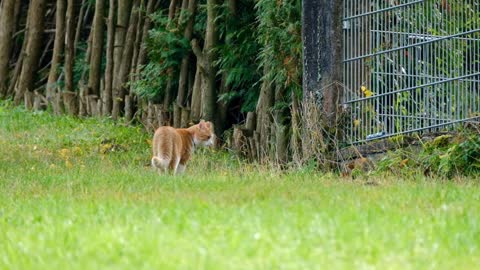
[302, 0, 343, 130]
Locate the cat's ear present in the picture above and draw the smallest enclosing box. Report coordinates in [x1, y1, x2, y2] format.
[199, 120, 205, 129]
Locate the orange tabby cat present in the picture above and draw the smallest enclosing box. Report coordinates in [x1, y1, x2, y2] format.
[151, 120, 215, 174]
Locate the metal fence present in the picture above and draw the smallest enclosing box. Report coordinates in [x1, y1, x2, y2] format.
[342, 0, 480, 144]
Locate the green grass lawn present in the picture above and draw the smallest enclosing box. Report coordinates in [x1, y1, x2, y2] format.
[1, 104, 480, 269]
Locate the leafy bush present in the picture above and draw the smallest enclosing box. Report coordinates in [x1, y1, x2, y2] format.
[216, 0, 261, 113]
[132, 10, 191, 101]
[422, 133, 480, 178]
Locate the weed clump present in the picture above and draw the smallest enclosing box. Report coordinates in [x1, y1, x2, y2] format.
[376, 131, 480, 179]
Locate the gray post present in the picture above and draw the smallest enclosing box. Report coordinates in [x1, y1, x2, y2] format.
[302, 0, 343, 127]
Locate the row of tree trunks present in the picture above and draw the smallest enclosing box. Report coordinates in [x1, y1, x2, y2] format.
[0, 0, 227, 133]
[0, 0, 158, 120]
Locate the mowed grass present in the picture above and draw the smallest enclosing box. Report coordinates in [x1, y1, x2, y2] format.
[1, 103, 480, 270]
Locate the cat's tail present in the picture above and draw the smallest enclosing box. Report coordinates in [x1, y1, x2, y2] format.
[151, 156, 169, 171]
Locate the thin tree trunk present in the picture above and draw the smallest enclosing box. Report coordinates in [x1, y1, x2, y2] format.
[0, 0, 16, 97]
[176, 0, 197, 107]
[14, 0, 48, 106]
[79, 29, 93, 116]
[46, 0, 66, 109]
[202, 0, 219, 122]
[6, 0, 23, 96]
[137, 0, 156, 68]
[191, 0, 219, 123]
[130, 0, 145, 86]
[112, 1, 138, 120]
[73, 0, 87, 53]
[168, 0, 178, 23]
[127, 0, 146, 121]
[103, 0, 115, 116]
[190, 63, 202, 121]
[87, 0, 105, 97]
[112, 0, 133, 119]
[255, 64, 274, 159]
[273, 85, 288, 164]
[177, 0, 188, 26]
[164, 0, 180, 126]
[64, 0, 77, 95]
[7, 38, 26, 98]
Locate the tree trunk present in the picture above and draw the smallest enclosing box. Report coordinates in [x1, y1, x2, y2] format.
[255, 64, 274, 160]
[0, 0, 16, 98]
[102, 0, 115, 116]
[130, 0, 145, 86]
[273, 85, 289, 164]
[74, 0, 87, 54]
[191, 0, 219, 123]
[7, 1, 28, 98]
[14, 0, 47, 106]
[202, 0, 219, 122]
[111, 0, 133, 119]
[176, 0, 197, 107]
[164, 0, 180, 126]
[190, 63, 202, 121]
[64, 0, 77, 94]
[167, 0, 178, 23]
[177, 0, 188, 26]
[112, 1, 137, 120]
[126, 0, 145, 122]
[46, 0, 66, 112]
[87, 0, 105, 97]
[78, 28, 93, 116]
[137, 0, 156, 68]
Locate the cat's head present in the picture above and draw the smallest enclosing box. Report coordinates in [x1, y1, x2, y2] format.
[191, 120, 215, 147]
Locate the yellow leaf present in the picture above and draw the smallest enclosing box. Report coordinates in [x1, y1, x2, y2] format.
[354, 119, 360, 127]
[361, 86, 373, 97]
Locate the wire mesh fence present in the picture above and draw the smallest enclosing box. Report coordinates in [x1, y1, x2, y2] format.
[342, 0, 480, 144]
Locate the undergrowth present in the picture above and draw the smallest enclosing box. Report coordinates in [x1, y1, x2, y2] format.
[375, 131, 480, 179]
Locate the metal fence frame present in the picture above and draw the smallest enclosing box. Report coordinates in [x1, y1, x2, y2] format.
[342, 0, 480, 144]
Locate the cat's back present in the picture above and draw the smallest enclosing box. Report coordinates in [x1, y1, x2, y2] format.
[152, 126, 181, 156]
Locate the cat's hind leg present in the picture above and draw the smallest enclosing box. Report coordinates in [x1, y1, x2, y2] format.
[176, 163, 186, 174]
[170, 157, 182, 175]
[151, 156, 170, 174]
